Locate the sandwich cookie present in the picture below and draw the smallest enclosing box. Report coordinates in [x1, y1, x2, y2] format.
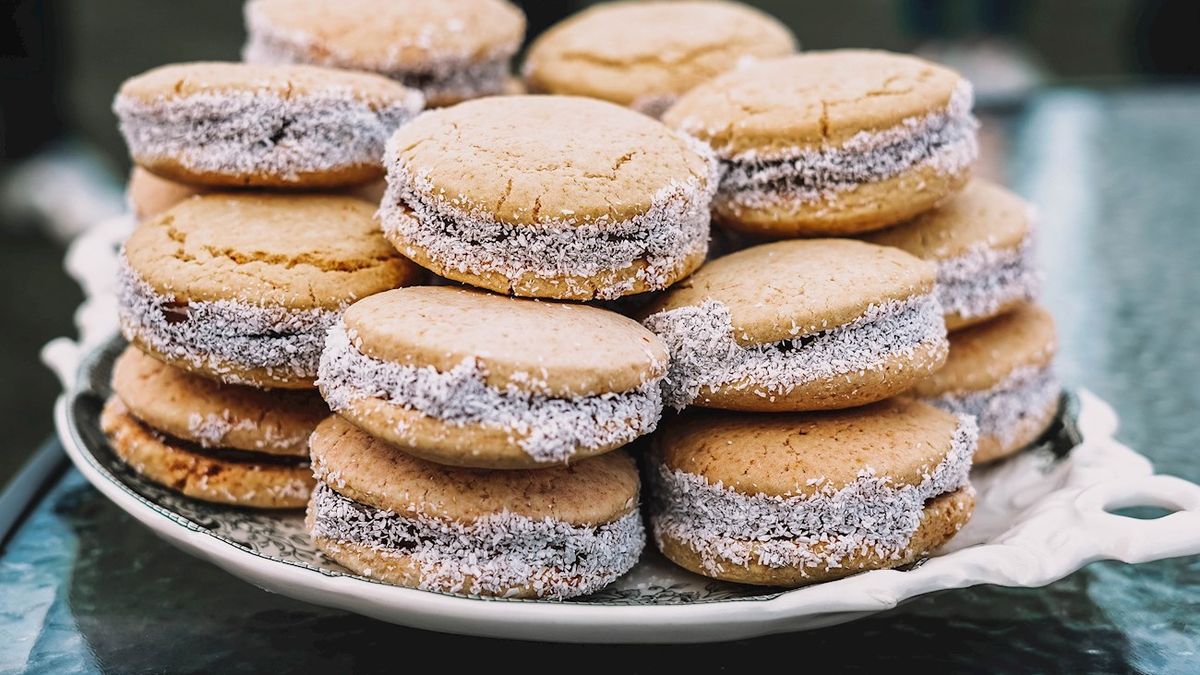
[641, 239, 947, 411]
[662, 50, 979, 237]
[864, 180, 1039, 330]
[118, 193, 422, 389]
[307, 416, 645, 598]
[317, 286, 668, 469]
[380, 96, 718, 300]
[101, 346, 327, 508]
[243, 0, 525, 107]
[650, 399, 977, 586]
[524, 0, 796, 118]
[125, 167, 387, 221]
[114, 62, 423, 188]
[912, 304, 1059, 463]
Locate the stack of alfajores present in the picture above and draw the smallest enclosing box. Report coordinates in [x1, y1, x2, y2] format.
[98, 0, 1060, 598]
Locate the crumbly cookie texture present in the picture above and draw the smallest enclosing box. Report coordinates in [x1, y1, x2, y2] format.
[317, 321, 664, 463]
[523, 0, 795, 111]
[644, 293, 946, 410]
[309, 483, 644, 599]
[650, 413, 976, 576]
[114, 62, 422, 187]
[242, 0, 525, 106]
[380, 97, 718, 299]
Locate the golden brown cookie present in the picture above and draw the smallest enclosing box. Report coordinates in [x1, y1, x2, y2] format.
[111, 346, 327, 456]
[317, 286, 668, 469]
[380, 95, 717, 300]
[864, 180, 1039, 330]
[100, 397, 314, 509]
[524, 1, 796, 117]
[641, 239, 948, 411]
[118, 193, 423, 389]
[306, 415, 644, 598]
[662, 50, 978, 237]
[114, 62, 422, 189]
[649, 399, 977, 586]
[243, 0, 525, 107]
[126, 167, 386, 221]
[912, 303, 1059, 463]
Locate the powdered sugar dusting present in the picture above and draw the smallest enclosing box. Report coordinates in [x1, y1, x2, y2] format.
[379, 133, 718, 300]
[650, 414, 977, 575]
[700, 81, 978, 211]
[116, 256, 339, 385]
[937, 239, 1040, 322]
[114, 89, 422, 182]
[317, 322, 664, 463]
[642, 293, 947, 409]
[925, 364, 1059, 446]
[243, 3, 517, 104]
[309, 482, 645, 599]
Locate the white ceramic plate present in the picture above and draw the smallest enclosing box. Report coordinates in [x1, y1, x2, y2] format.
[52, 337, 1200, 643]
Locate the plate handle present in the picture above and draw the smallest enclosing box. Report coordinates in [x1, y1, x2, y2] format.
[1075, 474, 1200, 563]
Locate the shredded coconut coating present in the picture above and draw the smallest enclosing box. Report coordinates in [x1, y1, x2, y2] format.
[650, 414, 977, 575]
[116, 257, 339, 385]
[642, 293, 947, 410]
[186, 411, 309, 451]
[316, 322, 664, 463]
[713, 81, 978, 209]
[924, 365, 1059, 446]
[243, 15, 514, 104]
[379, 133, 718, 300]
[309, 482, 645, 599]
[114, 90, 422, 181]
[936, 239, 1040, 322]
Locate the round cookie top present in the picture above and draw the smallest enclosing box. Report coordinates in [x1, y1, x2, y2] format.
[863, 180, 1033, 259]
[662, 49, 968, 157]
[111, 346, 327, 455]
[387, 95, 715, 225]
[117, 61, 421, 108]
[642, 239, 936, 345]
[524, 1, 795, 107]
[656, 398, 963, 497]
[123, 193, 422, 309]
[913, 303, 1056, 396]
[341, 286, 669, 397]
[245, 0, 525, 70]
[311, 415, 638, 523]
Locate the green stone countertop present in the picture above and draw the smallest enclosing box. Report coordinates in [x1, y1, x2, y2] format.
[2, 88, 1198, 673]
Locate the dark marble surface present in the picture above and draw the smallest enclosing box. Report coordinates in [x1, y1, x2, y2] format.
[2, 88, 1199, 673]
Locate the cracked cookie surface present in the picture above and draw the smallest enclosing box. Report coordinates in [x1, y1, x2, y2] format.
[662, 50, 978, 236]
[380, 95, 717, 299]
[118, 193, 422, 388]
[524, 1, 795, 115]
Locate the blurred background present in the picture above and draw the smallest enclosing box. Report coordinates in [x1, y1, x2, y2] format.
[1, 0, 1198, 480]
